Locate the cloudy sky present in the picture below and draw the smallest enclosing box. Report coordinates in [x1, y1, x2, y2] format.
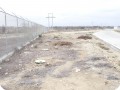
[0, 0, 120, 26]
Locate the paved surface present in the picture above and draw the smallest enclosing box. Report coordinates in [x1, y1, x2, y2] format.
[93, 31, 120, 50]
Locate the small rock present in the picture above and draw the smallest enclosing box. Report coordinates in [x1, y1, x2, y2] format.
[24, 51, 30, 54]
[105, 81, 108, 85]
[75, 67, 80, 72]
[31, 45, 34, 48]
[54, 46, 58, 49]
[0, 67, 2, 70]
[35, 59, 46, 64]
[45, 63, 52, 67]
[45, 43, 49, 46]
[39, 35, 42, 38]
[0, 86, 5, 90]
[42, 49, 49, 51]
[5, 72, 8, 75]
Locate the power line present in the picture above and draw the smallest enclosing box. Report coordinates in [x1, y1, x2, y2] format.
[46, 13, 55, 30]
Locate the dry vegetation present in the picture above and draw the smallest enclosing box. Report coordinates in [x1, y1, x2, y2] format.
[53, 41, 73, 46]
[97, 43, 110, 50]
[0, 30, 120, 90]
[77, 35, 92, 40]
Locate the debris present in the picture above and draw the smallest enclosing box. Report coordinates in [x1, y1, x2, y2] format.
[39, 35, 42, 38]
[24, 51, 30, 54]
[74, 67, 80, 72]
[97, 43, 109, 50]
[54, 46, 58, 49]
[45, 43, 49, 46]
[100, 45, 109, 50]
[104, 81, 108, 85]
[0, 86, 5, 90]
[19, 64, 22, 66]
[31, 45, 34, 48]
[45, 63, 52, 67]
[42, 49, 49, 51]
[5, 72, 8, 75]
[35, 59, 46, 64]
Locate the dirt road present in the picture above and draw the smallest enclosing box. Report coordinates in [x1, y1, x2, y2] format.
[0, 30, 120, 90]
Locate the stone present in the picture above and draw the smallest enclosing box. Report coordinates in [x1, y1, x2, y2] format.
[5, 72, 8, 75]
[24, 51, 30, 54]
[75, 67, 80, 72]
[45, 63, 52, 67]
[35, 59, 46, 64]
[42, 49, 49, 51]
[104, 81, 108, 85]
[0, 85, 5, 90]
[0, 67, 2, 70]
[54, 46, 58, 49]
[31, 45, 34, 48]
[45, 43, 49, 46]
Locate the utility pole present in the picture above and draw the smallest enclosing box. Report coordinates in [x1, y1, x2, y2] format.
[51, 13, 55, 29]
[46, 13, 55, 30]
[46, 13, 50, 30]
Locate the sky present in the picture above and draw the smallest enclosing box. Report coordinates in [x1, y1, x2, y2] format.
[0, 0, 120, 26]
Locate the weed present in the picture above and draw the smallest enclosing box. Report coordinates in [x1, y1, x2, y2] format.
[77, 35, 92, 40]
[97, 43, 109, 50]
[53, 41, 73, 46]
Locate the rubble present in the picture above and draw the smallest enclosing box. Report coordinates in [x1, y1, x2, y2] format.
[42, 49, 49, 51]
[74, 67, 80, 72]
[35, 59, 46, 64]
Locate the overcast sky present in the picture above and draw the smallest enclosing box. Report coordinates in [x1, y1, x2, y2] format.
[0, 0, 120, 26]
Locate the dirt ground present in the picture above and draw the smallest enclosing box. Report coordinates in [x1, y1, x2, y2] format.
[0, 30, 120, 90]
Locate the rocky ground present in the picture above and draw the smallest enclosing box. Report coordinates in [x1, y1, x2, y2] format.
[0, 30, 120, 90]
